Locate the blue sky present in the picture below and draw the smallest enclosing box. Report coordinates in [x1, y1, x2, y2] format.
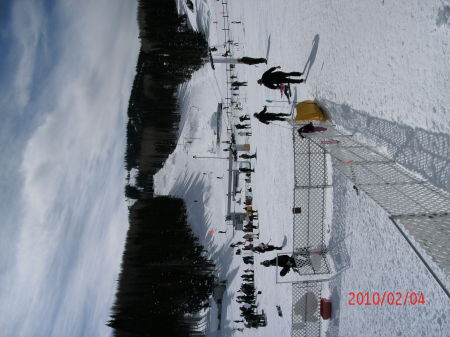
[0, 0, 139, 336]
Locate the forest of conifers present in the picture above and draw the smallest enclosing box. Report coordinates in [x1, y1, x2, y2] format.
[108, 1, 215, 336]
[124, 0, 208, 197]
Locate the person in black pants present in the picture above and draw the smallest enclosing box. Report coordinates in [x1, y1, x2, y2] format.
[253, 106, 290, 124]
[257, 66, 304, 89]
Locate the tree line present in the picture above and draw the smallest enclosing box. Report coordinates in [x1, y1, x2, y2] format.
[108, 197, 215, 336]
[109, 1, 214, 336]
[125, 0, 208, 197]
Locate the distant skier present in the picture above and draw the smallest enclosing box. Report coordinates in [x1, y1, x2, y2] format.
[257, 66, 304, 89]
[297, 122, 328, 138]
[235, 124, 251, 129]
[232, 81, 248, 87]
[239, 153, 257, 159]
[239, 115, 251, 122]
[253, 242, 283, 253]
[243, 256, 254, 264]
[253, 106, 290, 124]
[237, 57, 267, 65]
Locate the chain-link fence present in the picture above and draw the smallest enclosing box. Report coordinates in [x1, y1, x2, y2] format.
[394, 213, 450, 275]
[292, 129, 332, 276]
[291, 281, 322, 337]
[301, 123, 450, 290]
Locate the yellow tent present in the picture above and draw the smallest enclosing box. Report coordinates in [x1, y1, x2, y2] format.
[294, 100, 329, 121]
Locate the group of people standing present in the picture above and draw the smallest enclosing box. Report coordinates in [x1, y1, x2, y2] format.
[215, 25, 310, 331]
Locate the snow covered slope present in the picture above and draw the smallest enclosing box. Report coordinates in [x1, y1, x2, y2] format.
[155, 1, 449, 336]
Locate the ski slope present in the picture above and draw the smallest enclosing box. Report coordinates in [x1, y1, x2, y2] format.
[156, 1, 450, 336]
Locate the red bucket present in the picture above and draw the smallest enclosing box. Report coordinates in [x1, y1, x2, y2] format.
[320, 298, 332, 320]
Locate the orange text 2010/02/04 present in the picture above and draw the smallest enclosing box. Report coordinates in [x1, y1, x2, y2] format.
[347, 291, 426, 306]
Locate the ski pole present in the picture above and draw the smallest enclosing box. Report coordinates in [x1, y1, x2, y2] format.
[265, 105, 289, 108]
[265, 99, 291, 103]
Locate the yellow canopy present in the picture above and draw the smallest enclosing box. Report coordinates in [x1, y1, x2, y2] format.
[294, 100, 329, 121]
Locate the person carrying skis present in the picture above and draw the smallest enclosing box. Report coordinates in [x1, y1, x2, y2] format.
[257, 66, 304, 89]
[253, 106, 290, 124]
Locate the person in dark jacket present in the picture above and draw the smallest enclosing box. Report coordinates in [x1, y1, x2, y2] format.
[261, 255, 297, 276]
[297, 122, 315, 138]
[253, 242, 283, 253]
[237, 57, 267, 65]
[257, 66, 304, 89]
[239, 153, 256, 159]
[230, 241, 245, 248]
[297, 122, 328, 138]
[235, 123, 251, 129]
[243, 256, 254, 264]
[239, 115, 250, 122]
[253, 106, 290, 124]
[232, 81, 248, 87]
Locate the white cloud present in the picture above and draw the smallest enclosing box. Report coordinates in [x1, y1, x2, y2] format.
[10, 0, 45, 108]
[0, 0, 139, 336]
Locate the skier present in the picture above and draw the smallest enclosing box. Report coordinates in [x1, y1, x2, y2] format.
[243, 256, 254, 264]
[253, 242, 283, 253]
[237, 57, 267, 65]
[260, 254, 298, 276]
[244, 223, 258, 230]
[257, 66, 304, 89]
[241, 274, 254, 281]
[235, 124, 251, 129]
[232, 81, 248, 87]
[239, 153, 257, 159]
[297, 122, 328, 138]
[239, 115, 250, 122]
[253, 106, 291, 124]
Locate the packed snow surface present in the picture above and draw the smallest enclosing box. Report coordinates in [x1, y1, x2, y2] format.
[156, 1, 449, 336]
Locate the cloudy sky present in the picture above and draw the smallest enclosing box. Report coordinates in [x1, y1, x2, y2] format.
[0, 0, 139, 336]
